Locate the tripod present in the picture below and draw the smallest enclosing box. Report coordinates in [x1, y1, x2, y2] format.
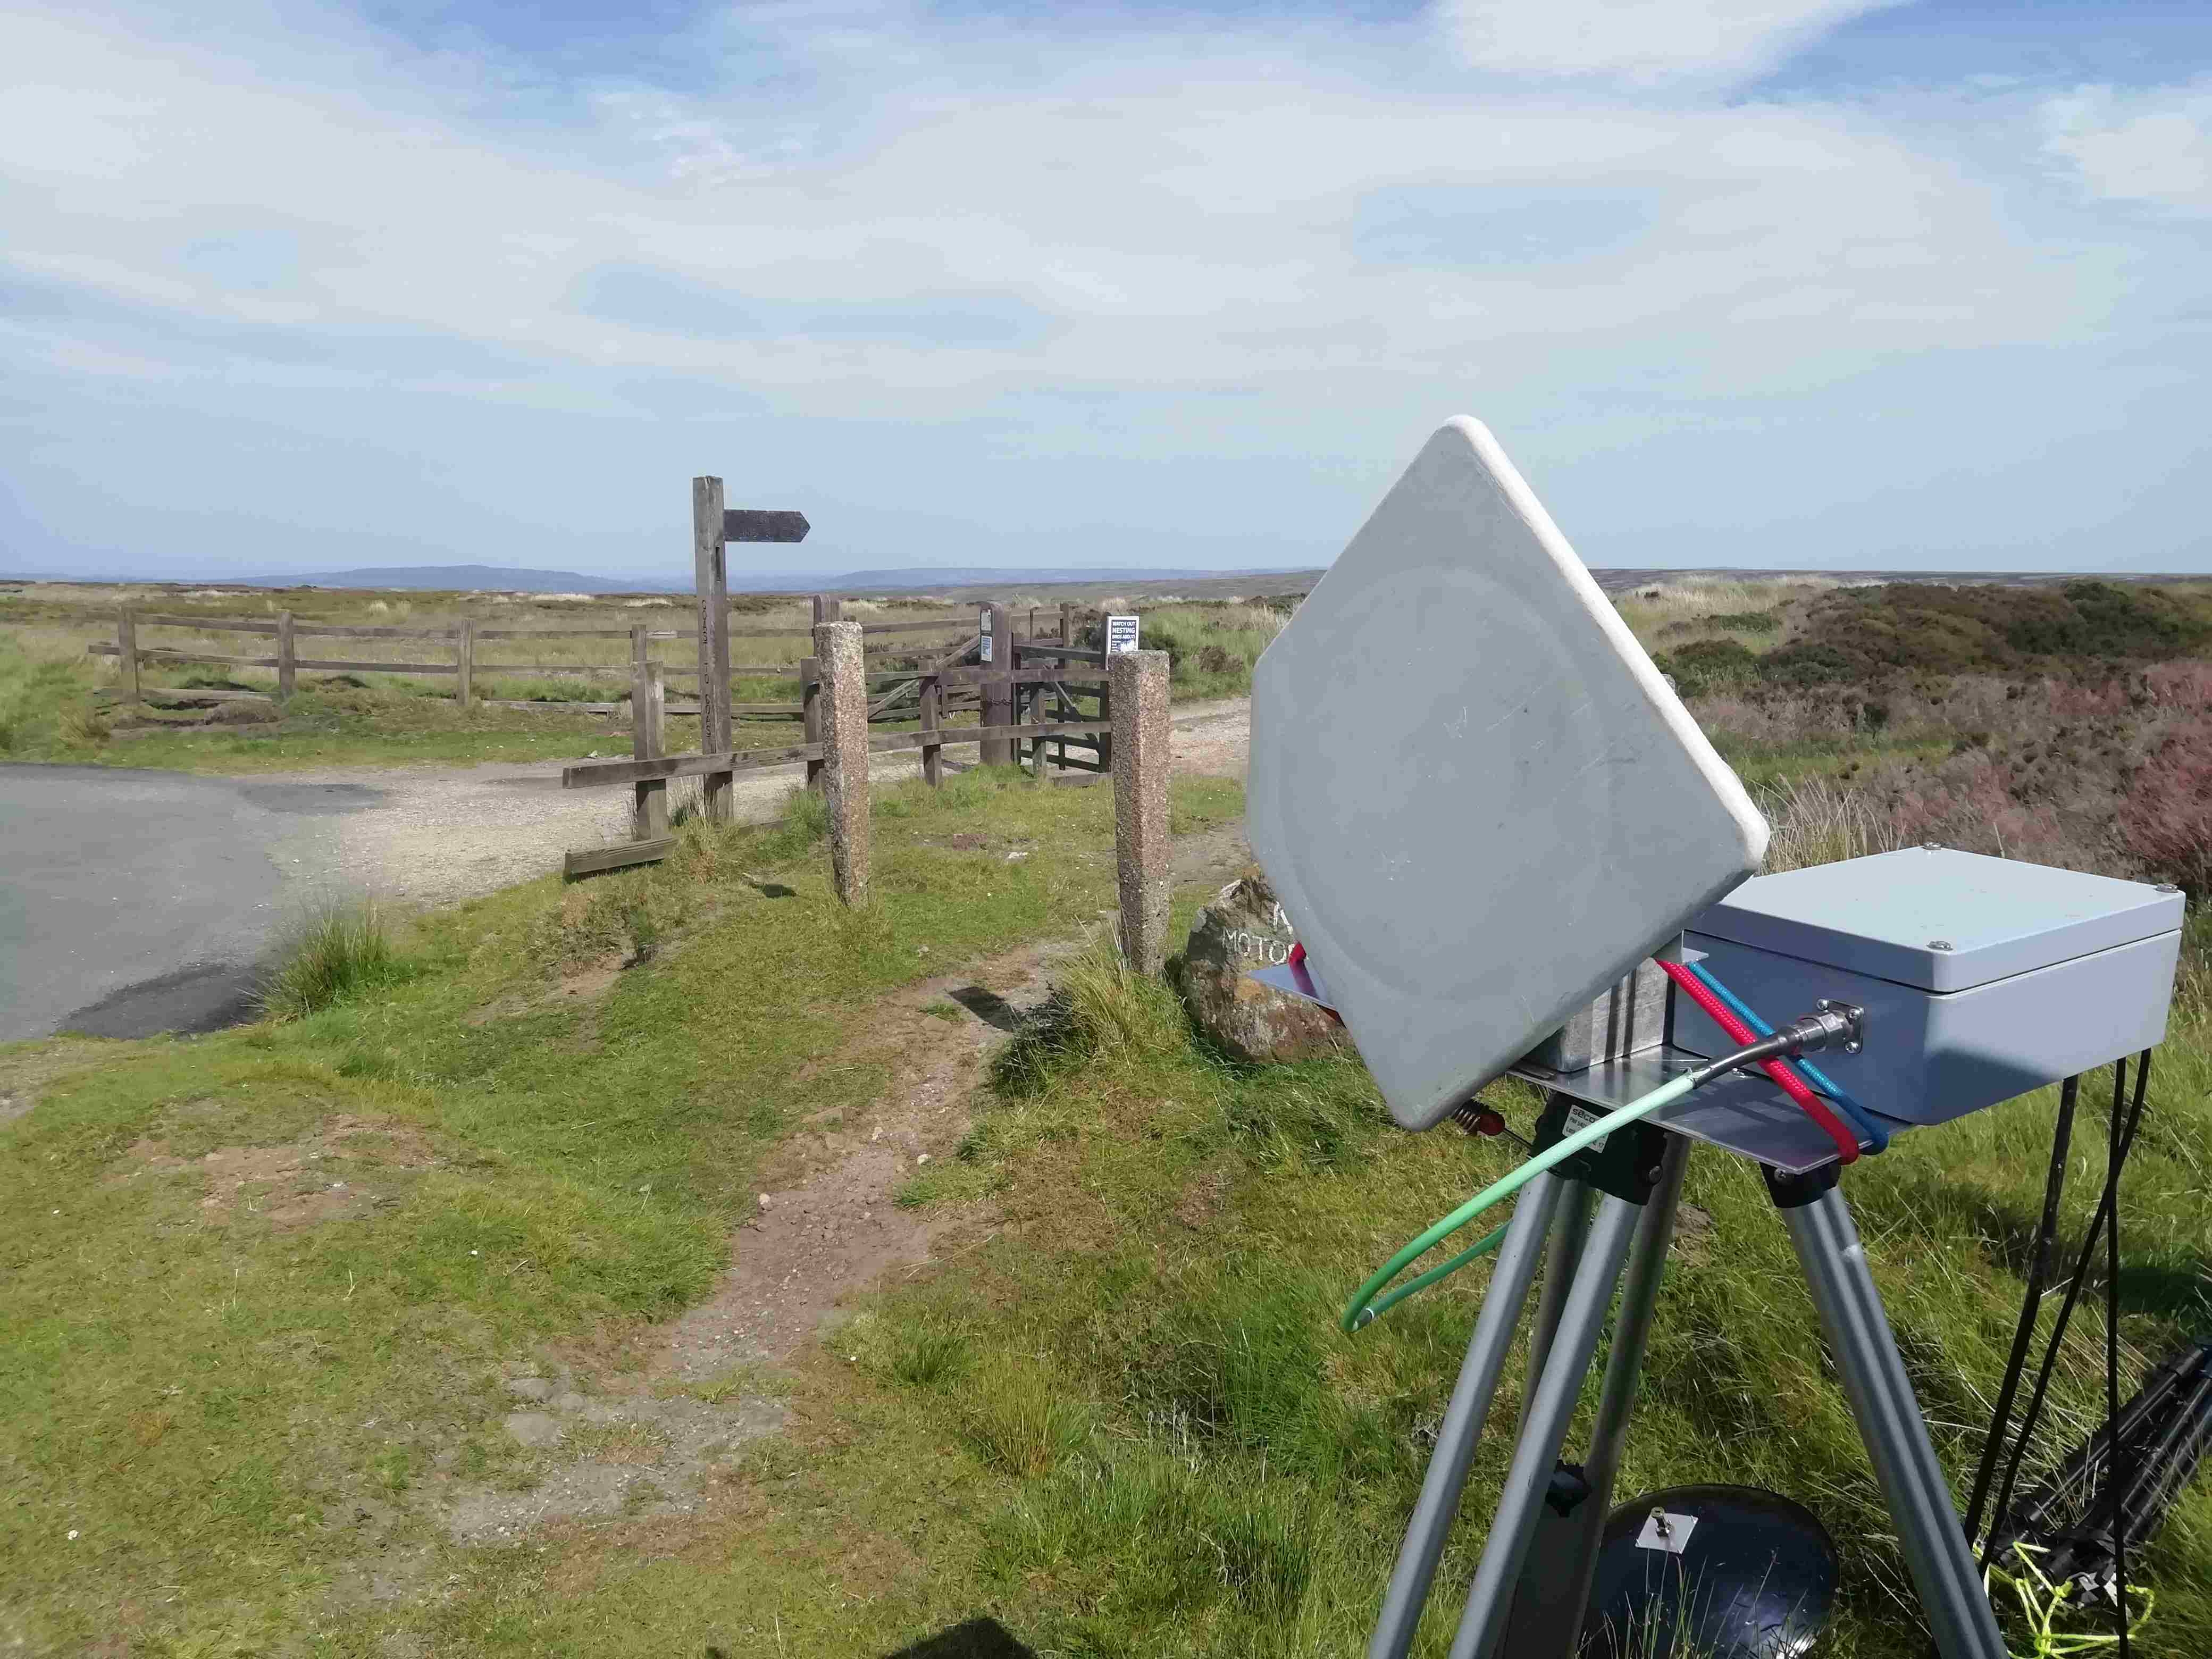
[1368, 1093, 2009, 1659]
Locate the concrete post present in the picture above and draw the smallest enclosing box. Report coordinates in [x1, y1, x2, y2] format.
[1110, 648, 1170, 974]
[814, 620, 870, 906]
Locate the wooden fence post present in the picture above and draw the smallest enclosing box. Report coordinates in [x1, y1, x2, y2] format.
[815, 620, 869, 906]
[1097, 666, 1113, 773]
[275, 610, 296, 702]
[1110, 649, 1171, 974]
[920, 669, 942, 787]
[456, 617, 475, 709]
[801, 656, 823, 786]
[632, 652, 668, 840]
[982, 602, 1014, 766]
[1059, 602, 1074, 644]
[694, 476, 733, 820]
[116, 608, 141, 711]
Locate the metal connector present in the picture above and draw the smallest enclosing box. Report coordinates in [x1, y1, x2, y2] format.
[1777, 1004, 1861, 1056]
[1814, 999, 1865, 1054]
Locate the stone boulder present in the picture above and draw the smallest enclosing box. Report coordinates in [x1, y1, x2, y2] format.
[1172, 869, 1345, 1064]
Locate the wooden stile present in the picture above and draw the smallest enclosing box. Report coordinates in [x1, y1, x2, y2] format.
[564, 743, 824, 789]
[563, 837, 676, 878]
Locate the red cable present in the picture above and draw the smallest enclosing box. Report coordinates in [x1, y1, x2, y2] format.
[1656, 959, 1860, 1166]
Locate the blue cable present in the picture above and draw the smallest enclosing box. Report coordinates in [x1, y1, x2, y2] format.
[1687, 961, 1890, 1154]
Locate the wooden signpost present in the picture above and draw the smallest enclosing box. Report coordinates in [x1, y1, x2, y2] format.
[693, 479, 811, 822]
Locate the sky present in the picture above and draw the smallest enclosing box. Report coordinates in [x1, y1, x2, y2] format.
[3, 0, 2209, 582]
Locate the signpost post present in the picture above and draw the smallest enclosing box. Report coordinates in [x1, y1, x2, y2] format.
[693, 479, 811, 822]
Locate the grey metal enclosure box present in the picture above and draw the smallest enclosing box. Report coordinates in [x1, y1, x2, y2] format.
[1673, 848, 2183, 1126]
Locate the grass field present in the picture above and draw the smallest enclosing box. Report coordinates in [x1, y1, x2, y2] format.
[6, 574, 2211, 1656]
[0, 583, 1282, 774]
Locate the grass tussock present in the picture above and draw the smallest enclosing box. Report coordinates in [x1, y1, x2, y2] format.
[258, 902, 414, 1019]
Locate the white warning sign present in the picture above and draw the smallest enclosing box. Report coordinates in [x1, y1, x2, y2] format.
[1105, 614, 1141, 655]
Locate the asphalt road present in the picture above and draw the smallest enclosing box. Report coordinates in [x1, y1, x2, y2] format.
[0, 765, 379, 1041]
[0, 700, 1256, 1045]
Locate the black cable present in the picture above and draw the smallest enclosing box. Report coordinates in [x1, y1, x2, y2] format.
[1967, 1074, 2080, 1558]
[2108, 1054, 2130, 1659]
[1982, 1053, 2153, 1575]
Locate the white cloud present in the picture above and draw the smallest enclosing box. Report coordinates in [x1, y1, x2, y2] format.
[2043, 79, 2212, 216]
[0, 0, 2205, 574]
[0, 5, 2119, 405]
[1434, 0, 1905, 87]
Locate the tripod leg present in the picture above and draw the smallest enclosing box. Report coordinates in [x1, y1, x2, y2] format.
[1516, 1179, 1596, 1437]
[1368, 1172, 1570, 1659]
[1770, 1167, 2009, 1659]
[1547, 1134, 1693, 1654]
[1447, 1194, 1644, 1659]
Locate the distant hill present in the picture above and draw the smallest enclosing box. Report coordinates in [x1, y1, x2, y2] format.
[817, 566, 1310, 591]
[258, 564, 688, 593]
[239, 563, 1311, 594]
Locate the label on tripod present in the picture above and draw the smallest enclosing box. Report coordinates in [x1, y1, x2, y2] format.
[1636, 1509, 1699, 1554]
[1563, 1103, 1611, 1154]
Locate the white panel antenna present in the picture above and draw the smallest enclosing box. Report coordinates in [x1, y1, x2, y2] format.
[1246, 417, 1769, 1130]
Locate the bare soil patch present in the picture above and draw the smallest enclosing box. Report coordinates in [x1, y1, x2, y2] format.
[445, 1388, 786, 1547]
[112, 1113, 439, 1227]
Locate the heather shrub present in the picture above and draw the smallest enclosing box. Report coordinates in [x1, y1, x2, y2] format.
[1655, 637, 1759, 694]
[2121, 715, 2212, 898]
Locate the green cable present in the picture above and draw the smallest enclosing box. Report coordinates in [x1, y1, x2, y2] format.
[1342, 1071, 1699, 1334]
[1351, 1222, 1514, 1329]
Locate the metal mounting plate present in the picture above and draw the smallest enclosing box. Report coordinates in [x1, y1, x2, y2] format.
[1509, 1046, 1913, 1175]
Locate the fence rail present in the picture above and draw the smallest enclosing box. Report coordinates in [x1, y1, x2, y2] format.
[89, 599, 1101, 725]
[560, 611, 1137, 881]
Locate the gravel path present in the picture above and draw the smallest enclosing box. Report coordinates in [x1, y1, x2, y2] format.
[311, 696, 1250, 909]
[0, 700, 1253, 1041]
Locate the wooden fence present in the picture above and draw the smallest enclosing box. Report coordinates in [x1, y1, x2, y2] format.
[561, 619, 1174, 973]
[86, 599, 1103, 726]
[558, 634, 1115, 875]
